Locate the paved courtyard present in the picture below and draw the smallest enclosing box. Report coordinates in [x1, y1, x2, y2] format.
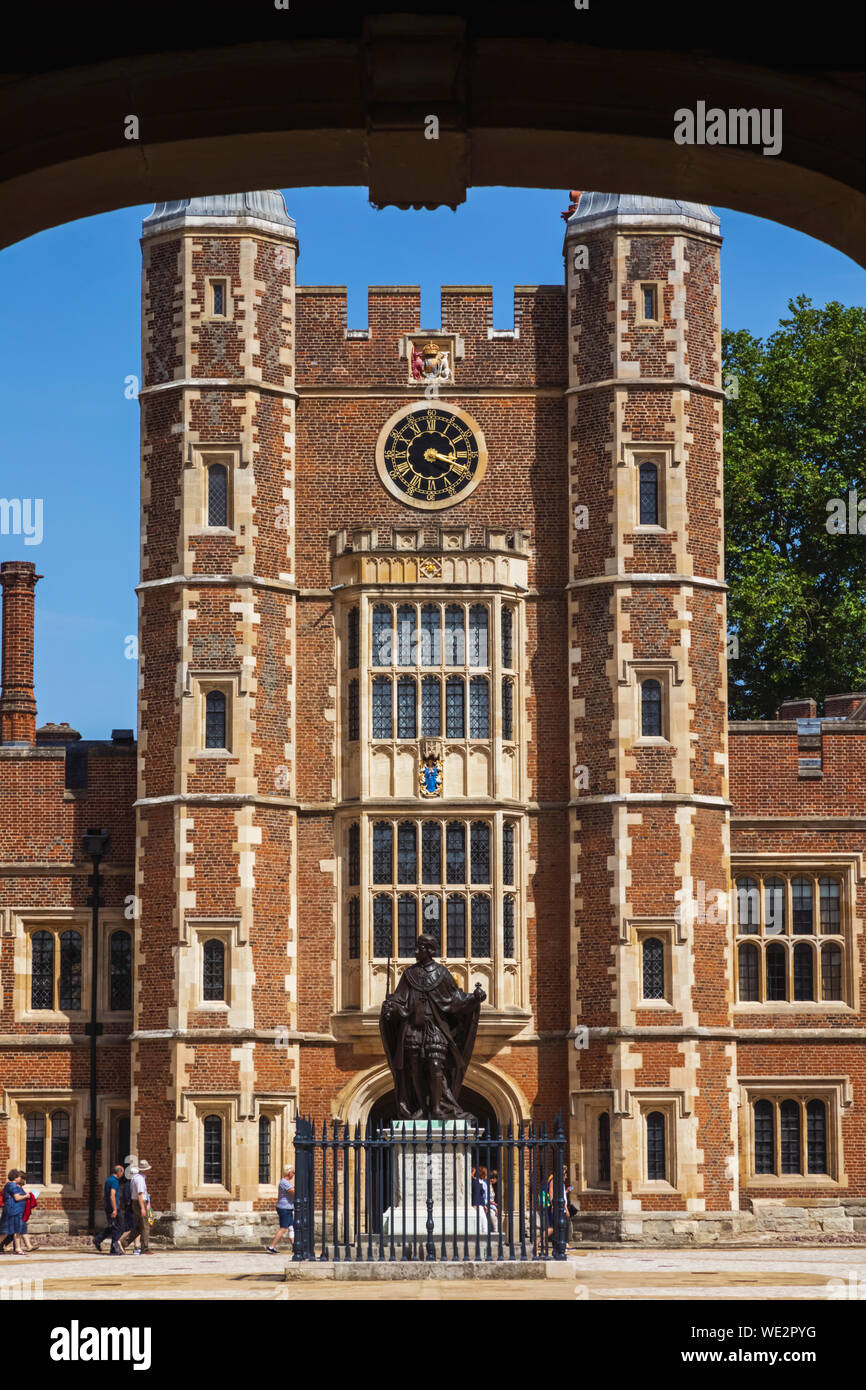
[3, 1246, 866, 1300]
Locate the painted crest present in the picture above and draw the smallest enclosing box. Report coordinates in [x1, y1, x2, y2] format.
[410, 338, 452, 383]
[419, 739, 444, 797]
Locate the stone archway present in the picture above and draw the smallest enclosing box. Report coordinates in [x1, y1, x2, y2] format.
[331, 1058, 531, 1135]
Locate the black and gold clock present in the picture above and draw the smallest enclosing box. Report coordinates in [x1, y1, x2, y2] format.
[375, 403, 488, 510]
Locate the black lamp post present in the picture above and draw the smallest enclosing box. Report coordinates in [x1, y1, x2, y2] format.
[83, 827, 109, 1232]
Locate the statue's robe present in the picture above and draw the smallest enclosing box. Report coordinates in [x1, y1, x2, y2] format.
[379, 961, 481, 1118]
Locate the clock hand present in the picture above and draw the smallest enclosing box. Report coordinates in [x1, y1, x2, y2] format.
[423, 448, 457, 465]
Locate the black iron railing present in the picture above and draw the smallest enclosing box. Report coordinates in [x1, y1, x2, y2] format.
[292, 1116, 568, 1262]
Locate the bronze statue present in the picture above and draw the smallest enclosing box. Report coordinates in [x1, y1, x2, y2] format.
[380, 933, 486, 1121]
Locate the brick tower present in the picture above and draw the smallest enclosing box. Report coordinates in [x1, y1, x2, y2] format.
[563, 195, 736, 1236]
[136, 193, 298, 1240]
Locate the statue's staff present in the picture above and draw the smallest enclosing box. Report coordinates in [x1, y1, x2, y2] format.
[386, 954, 392, 1000]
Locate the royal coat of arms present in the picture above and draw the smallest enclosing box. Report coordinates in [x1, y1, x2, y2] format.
[419, 740, 444, 797]
[410, 339, 452, 384]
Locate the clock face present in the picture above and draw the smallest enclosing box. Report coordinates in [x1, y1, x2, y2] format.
[375, 404, 487, 510]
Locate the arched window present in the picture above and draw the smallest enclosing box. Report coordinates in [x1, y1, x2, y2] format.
[372, 895, 393, 957]
[205, 690, 227, 749]
[372, 605, 392, 666]
[203, 1115, 223, 1184]
[738, 943, 760, 1002]
[821, 943, 843, 1001]
[347, 897, 360, 960]
[371, 676, 392, 738]
[58, 930, 82, 1011]
[764, 877, 786, 934]
[641, 937, 664, 1000]
[819, 877, 841, 933]
[444, 605, 465, 665]
[109, 930, 132, 1012]
[446, 823, 466, 884]
[25, 1113, 45, 1183]
[470, 895, 491, 957]
[646, 1111, 666, 1181]
[500, 607, 513, 669]
[396, 677, 417, 738]
[765, 942, 786, 1000]
[793, 942, 814, 1001]
[397, 896, 417, 957]
[347, 822, 360, 886]
[347, 679, 359, 741]
[736, 877, 759, 933]
[597, 1112, 611, 1186]
[638, 461, 659, 526]
[397, 822, 417, 884]
[469, 676, 489, 738]
[31, 930, 54, 1009]
[446, 896, 466, 956]
[502, 823, 515, 886]
[258, 1115, 272, 1185]
[51, 1110, 70, 1184]
[468, 605, 488, 666]
[792, 877, 813, 934]
[421, 894, 441, 953]
[372, 823, 393, 884]
[753, 1099, 774, 1174]
[207, 462, 228, 527]
[396, 604, 416, 666]
[503, 896, 515, 958]
[445, 677, 465, 737]
[640, 679, 662, 737]
[421, 823, 441, 885]
[203, 939, 226, 1002]
[420, 604, 441, 666]
[780, 1099, 800, 1174]
[421, 676, 441, 736]
[346, 606, 359, 669]
[470, 822, 490, 884]
[806, 1099, 827, 1174]
[501, 678, 514, 741]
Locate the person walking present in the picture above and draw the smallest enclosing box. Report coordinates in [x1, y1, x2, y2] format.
[93, 1164, 125, 1254]
[120, 1160, 152, 1255]
[0, 1170, 28, 1255]
[266, 1165, 294, 1253]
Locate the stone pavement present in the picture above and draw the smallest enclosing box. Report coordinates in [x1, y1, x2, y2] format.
[2, 1246, 866, 1299]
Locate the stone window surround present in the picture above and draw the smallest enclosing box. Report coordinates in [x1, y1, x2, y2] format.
[1, 1089, 83, 1195]
[184, 671, 246, 758]
[635, 924, 675, 1010]
[621, 658, 683, 747]
[633, 1094, 680, 1194]
[186, 444, 245, 540]
[177, 1092, 296, 1200]
[185, 1096, 236, 1199]
[203, 276, 233, 322]
[180, 917, 250, 1027]
[572, 1091, 614, 1194]
[634, 279, 665, 326]
[737, 1078, 850, 1187]
[10, 907, 129, 1024]
[620, 444, 676, 534]
[252, 1097, 295, 1194]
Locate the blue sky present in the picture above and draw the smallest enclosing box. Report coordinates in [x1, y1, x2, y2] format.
[0, 186, 863, 739]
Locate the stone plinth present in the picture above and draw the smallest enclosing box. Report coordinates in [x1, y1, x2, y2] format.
[382, 1120, 489, 1241]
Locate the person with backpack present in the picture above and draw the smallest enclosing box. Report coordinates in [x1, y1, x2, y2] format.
[93, 1164, 125, 1255]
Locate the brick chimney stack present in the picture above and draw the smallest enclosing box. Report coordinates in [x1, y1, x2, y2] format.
[0, 560, 41, 745]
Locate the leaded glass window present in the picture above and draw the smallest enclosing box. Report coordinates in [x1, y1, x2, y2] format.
[807, 1099, 827, 1174]
[446, 823, 466, 884]
[396, 677, 417, 738]
[738, 943, 760, 1002]
[597, 1112, 610, 1186]
[205, 690, 227, 749]
[348, 823, 360, 886]
[203, 1114, 223, 1184]
[754, 1099, 774, 1174]
[396, 605, 416, 666]
[470, 822, 490, 884]
[258, 1115, 272, 1185]
[638, 461, 658, 526]
[468, 605, 488, 667]
[422, 894, 441, 952]
[444, 605, 465, 665]
[421, 677, 441, 736]
[372, 823, 393, 884]
[31, 930, 53, 1009]
[502, 823, 515, 886]
[766, 942, 786, 1000]
[642, 937, 664, 1000]
[109, 930, 132, 1012]
[446, 897, 466, 956]
[397, 822, 417, 884]
[793, 942, 813, 1001]
[372, 677, 392, 738]
[372, 605, 392, 666]
[347, 679, 359, 741]
[445, 677, 465, 737]
[820, 877, 840, 933]
[503, 896, 515, 957]
[469, 676, 489, 738]
[207, 463, 228, 527]
[764, 877, 786, 934]
[470, 895, 491, 957]
[640, 679, 662, 737]
[397, 896, 417, 957]
[502, 679, 513, 741]
[203, 939, 225, 1002]
[646, 1111, 666, 1181]
[51, 1110, 70, 1184]
[58, 930, 82, 1011]
[822, 943, 842, 1001]
[736, 877, 759, 933]
[421, 822, 441, 884]
[373, 895, 392, 956]
[501, 607, 513, 669]
[792, 877, 813, 934]
[348, 897, 360, 959]
[25, 1113, 45, 1183]
[420, 604, 441, 666]
[347, 606, 359, 669]
[780, 1098, 800, 1174]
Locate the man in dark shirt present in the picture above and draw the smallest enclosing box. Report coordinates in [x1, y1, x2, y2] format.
[93, 1164, 125, 1254]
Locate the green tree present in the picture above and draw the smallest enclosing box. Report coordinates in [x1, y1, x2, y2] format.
[723, 296, 866, 719]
